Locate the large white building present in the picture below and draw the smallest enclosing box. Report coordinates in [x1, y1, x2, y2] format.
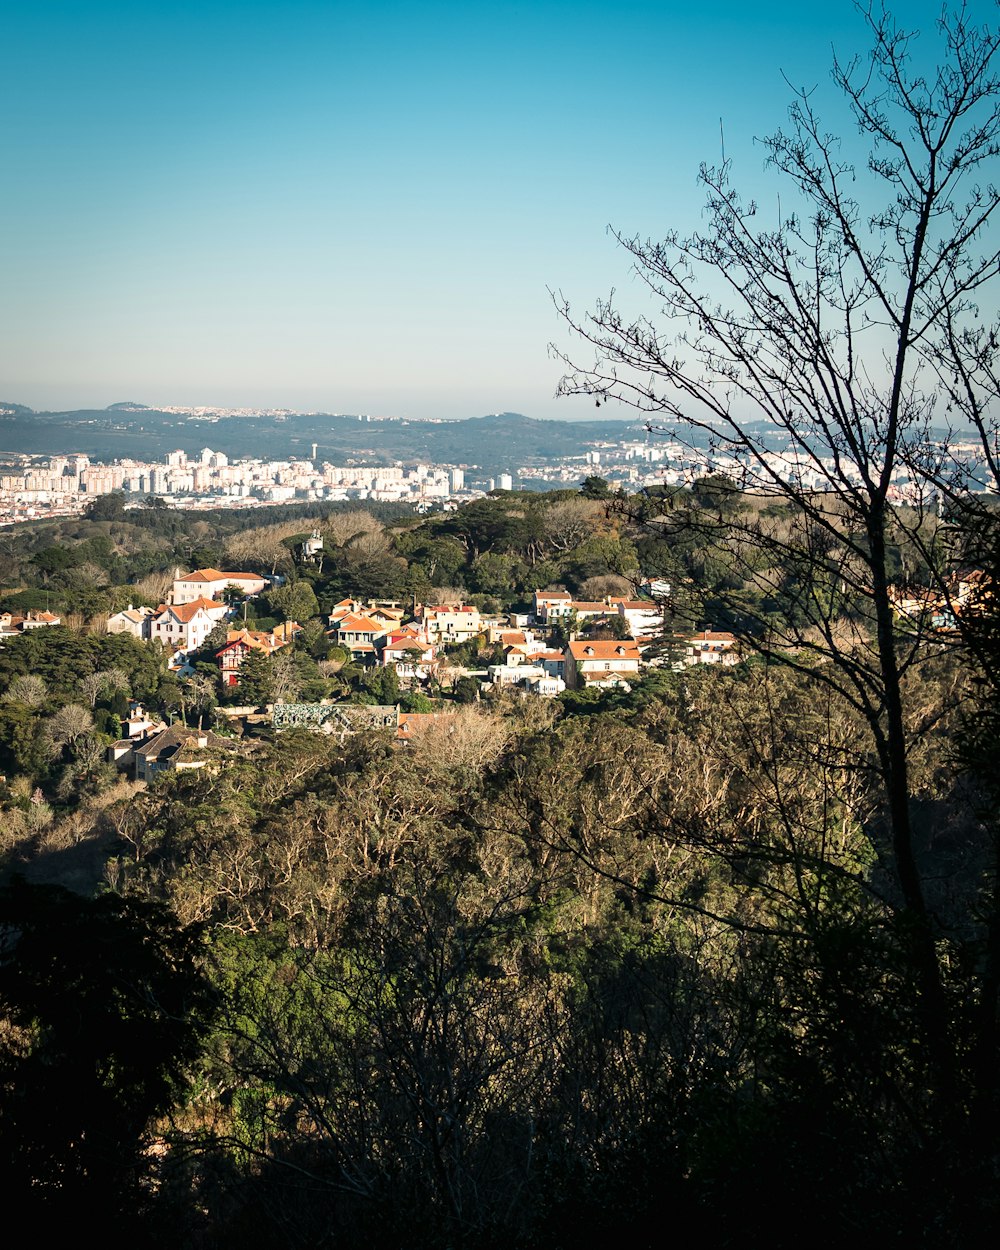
[172, 568, 268, 603]
[150, 597, 229, 651]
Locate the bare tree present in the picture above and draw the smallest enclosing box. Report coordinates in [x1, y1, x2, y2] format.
[323, 510, 384, 549]
[554, 4, 1000, 1112]
[2, 675, 47, 707]
[81, 667, 130, 708]
[270, 650, 302, 705]
[46, 703, 95, 752]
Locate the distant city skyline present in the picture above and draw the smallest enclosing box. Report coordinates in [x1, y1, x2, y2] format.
[3, 0, 945, 421]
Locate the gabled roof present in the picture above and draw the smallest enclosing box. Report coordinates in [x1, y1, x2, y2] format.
[384, 629, 433, 649]
[217, 628, 286, 657]
[397, 711, 457, 740]
[580, 670, 632, 686]
[155, 597, 225, 623]
[134, 724, 209, 760]
[334, 613, 383, 633]
[689, 630, 736, 643]
[384, 637, 434, 655]
[180, 568, 263, 583]
[568, 639, 640, 661]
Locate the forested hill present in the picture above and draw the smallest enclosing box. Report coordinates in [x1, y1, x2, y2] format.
[0, 407, 639, 471]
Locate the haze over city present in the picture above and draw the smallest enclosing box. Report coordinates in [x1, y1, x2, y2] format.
[1, 0, 939, 422]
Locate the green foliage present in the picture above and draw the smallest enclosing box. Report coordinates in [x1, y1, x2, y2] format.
[580, 474, 612, 499]
[266, 579, 320, 623]
[453, 675, 480, 704]
[0, 703, 51, 781]
[0, 629, 167, 711]
[237, 650, 275, 707]
[82, 491, 127, 522]
[400, 690, 434, 713]
[358, 665, 400, 706]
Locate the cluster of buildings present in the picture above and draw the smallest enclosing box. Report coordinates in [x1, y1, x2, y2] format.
[326, 587, 738, 698]
[0, 608, 62, 638]
[100, 562, 741, 701]
[106, 567, 292, 677]
[889, 569, 993, 631]
[518, 434, 988, 506]
[106, 700, 475, 781]
[0, 449, 473, 524]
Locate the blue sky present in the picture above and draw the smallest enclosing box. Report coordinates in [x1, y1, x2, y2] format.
[1, 0, 948, 419]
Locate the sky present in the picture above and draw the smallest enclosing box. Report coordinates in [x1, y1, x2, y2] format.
[0, 0, 953, 420]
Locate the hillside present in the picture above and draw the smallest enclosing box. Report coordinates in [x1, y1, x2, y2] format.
[0, 407, 641, 473]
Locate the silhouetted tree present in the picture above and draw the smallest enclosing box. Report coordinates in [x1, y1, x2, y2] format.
[555, 0, 1000, 1211]
[0, 879, 213, 1234]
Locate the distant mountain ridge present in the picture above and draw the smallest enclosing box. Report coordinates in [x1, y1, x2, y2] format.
[0, 406, 643, 474]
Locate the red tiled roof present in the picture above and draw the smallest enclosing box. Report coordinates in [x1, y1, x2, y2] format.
[568, 639, 641, 660]
[181, 568, 262, 583]
[157, 597, 225, 623]
[335, 613, 383, 633]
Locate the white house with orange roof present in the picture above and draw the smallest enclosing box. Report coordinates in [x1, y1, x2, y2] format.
[614, 599, 665, 638]
[19, 610, 62, 630]
[151, 597, 229, 652]
[381, 632, 437, 681]
[564, 638, 641, 689]
[418, 603, 482, 643]
[568, 600, 612, 622]
[497, 628, 546, 663]
[684, 629, 739, 666]
[535, 648, 567, 681]
[329, 612, 386, 661]
[1, 610, 62, 637]
[532, 589, 572, 620]
[107, 605, 155, 639]
[173, 568, 268, 604]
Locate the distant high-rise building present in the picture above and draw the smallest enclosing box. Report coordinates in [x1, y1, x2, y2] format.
[498, 472, 513, 491]
[449, 468, 464, 492]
